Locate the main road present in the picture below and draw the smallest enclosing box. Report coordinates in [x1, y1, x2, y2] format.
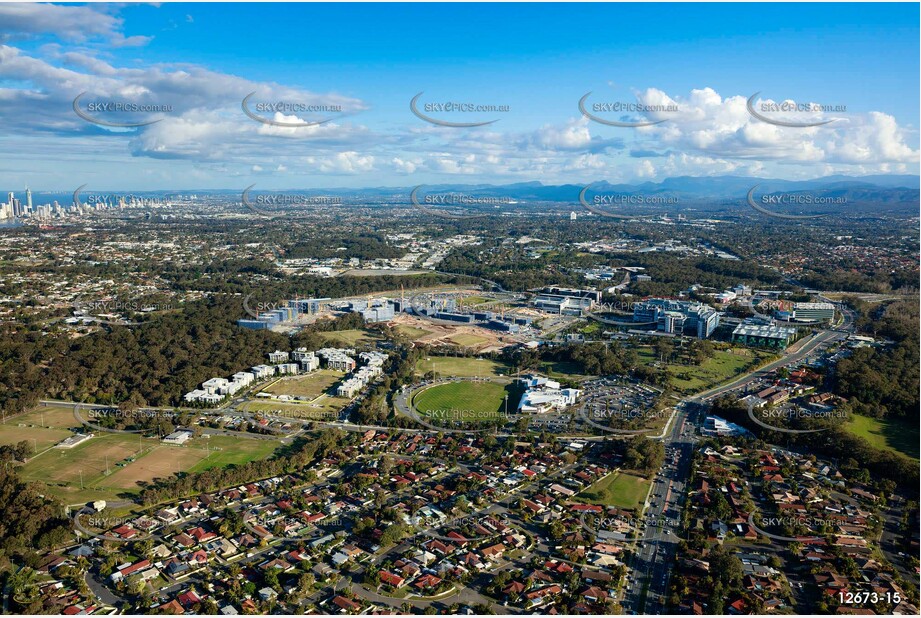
[622, 312, 853, 614]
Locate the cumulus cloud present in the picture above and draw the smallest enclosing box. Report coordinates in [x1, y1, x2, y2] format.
[0, 6, 916, 187]
[0, 4, 145, 46]
[627, 87, 919, 170]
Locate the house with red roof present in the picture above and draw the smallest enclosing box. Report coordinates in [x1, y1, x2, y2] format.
[379, 570, 405, 588]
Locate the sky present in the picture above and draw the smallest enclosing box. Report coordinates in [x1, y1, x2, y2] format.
[0, 2, 918, 191]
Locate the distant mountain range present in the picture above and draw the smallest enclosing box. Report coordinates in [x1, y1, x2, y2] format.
[332, 175, 920, 204]
[22, 174, 920, 215]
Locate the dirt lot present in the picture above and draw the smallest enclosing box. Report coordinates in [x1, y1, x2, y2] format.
[388, 314, 518, 353]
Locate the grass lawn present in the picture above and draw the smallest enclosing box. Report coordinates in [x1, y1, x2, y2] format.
[845, 414, 920, 462]
[6, 405, 82, 430]
[457, 295, 489, 305]
[186, 436, 280, 472]
[413, 381, 519, 419]
[393, 324, 433, 340]
[0, 424, 73, 453]
[20, 433, 150, 486]
[259, 369, 344, 398]
[416, 356, 511, 378]
[539, 360, 594, 381]
[637, 346, 774, 393]
[447, 333, 489, 347]
[18, 431, 283, 504]
[578, 471, 651, 510]
[321, 329, 381, 346]
[101, 444, 211, 489]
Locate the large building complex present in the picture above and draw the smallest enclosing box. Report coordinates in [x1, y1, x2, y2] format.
[632, 298, 720, 338]
[237, 297, 331, 329]
[349, 299, 396, 323]
[531, 287, 601, 316]
[517, 375, 581, 413]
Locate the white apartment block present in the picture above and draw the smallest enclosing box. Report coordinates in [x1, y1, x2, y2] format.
[268, 350, 289, 363]
[317, 348, 356, 372]
[202, 377, 230, 395]
[250, 364, 275, 379]
[277, 363, 299, 375]
[336, 379, 363, 398]
[293, 348, 320, 372]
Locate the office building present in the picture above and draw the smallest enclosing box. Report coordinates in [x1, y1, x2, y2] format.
[731, 322, 797, 349]
[432, 311, 474, 323]
[632, 298, 720, 338]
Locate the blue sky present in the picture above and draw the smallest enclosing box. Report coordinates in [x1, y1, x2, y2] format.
[0, 2, 918, 190]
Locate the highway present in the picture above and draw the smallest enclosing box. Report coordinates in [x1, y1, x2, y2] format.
[620, 401, 701, 614]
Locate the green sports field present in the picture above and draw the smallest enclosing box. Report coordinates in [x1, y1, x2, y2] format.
[416, 356, 511, 378]
[186, 435, 280, 472]
[447, 333, 489, 347]
[577, 471, 651, 510]
[413, 380, 519, 420]
[393, 324, 433, 340]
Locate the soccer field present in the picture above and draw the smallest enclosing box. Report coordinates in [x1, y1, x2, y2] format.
[19, 431, 283, 503]
[416, 356, 511, 378]
[393, 324, 434, 340]
[20, 433, 152, 486]
[448, 333, 489, 347]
